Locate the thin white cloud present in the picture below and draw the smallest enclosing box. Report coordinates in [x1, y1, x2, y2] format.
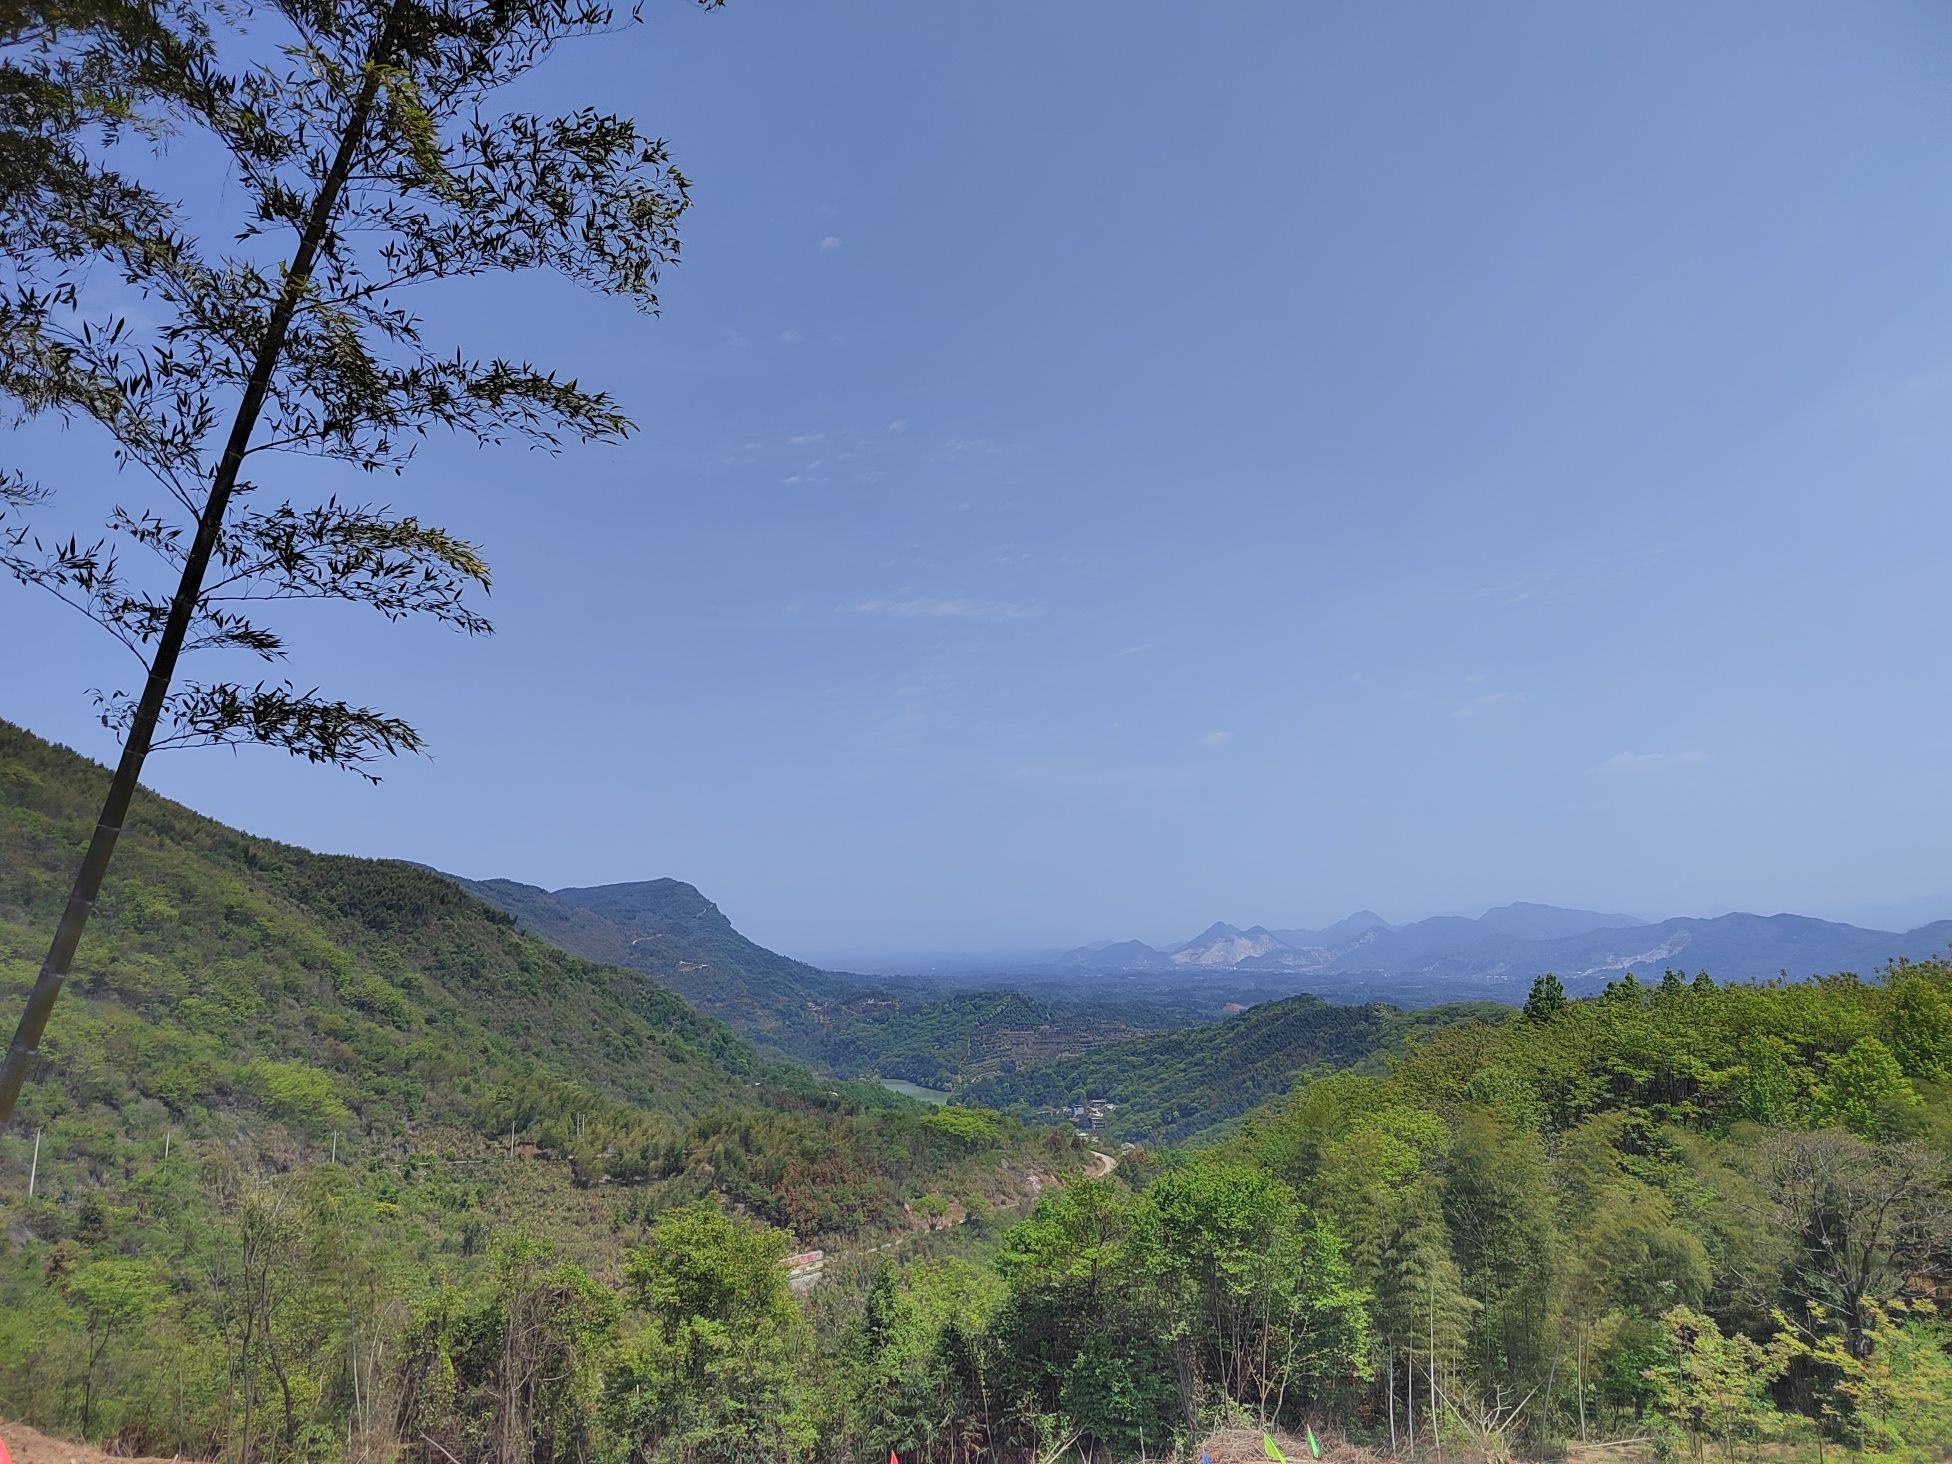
[845, 596, 1041, 623]
[721, 331, 749, 349]
[779, 328, 806, 344]
[1453, 690, 1531, 718]
[886, 419, 907, 433]
[817, 235, 843, 253]
[1605, 750, 1708, 774]
[1199, 730, 1233, 749]
[787, 432, 826, 445]
[782, 601, 805, 614]
[943, 436, 1012, 455]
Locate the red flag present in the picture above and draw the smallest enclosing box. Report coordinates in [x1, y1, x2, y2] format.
[889, 1454, 900, 1464]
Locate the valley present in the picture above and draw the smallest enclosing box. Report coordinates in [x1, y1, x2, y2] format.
[450, 865, 1952, 1148]
[1, 718, 1949, 1463]
[3, 2, 1947, 1458]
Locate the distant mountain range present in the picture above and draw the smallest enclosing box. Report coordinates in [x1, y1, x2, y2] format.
[448, 867, 1952, 1053]
[1060, 901, 1952, 991]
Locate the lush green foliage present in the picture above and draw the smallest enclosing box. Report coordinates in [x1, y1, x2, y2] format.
[0, 719, 758, 1141]
[1201, 965, 1952, 1458]
[822, 988, 1183, 1092]
[0, 721, 1084, 1458]
[963, 994, 1513, 1142]
[2, 722, 1949, 1460]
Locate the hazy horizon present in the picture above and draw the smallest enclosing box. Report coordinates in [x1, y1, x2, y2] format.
[8, 3, 1952, 952]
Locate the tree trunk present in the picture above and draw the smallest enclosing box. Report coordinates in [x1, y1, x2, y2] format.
[1388, 1331, 1398, 1453]
[1430, 1280, 1442, 1464]
[1576, 1317, 1587, 1442]
[1406, 1346, 1416, 1453]
[82, 1330, 109, 1438]
[0, 3, 402, 1121]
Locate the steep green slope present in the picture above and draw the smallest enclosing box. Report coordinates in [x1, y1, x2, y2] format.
[0, 719, 758, 1141]
[963, 992, 1513, 1141]
[817, 987, 1180, 1089]
[0, 719, 1079, 1212]
[454, 877, 1206, 1083]
[0, 725, 1096, 1460]
[452, 874, 865, 1057]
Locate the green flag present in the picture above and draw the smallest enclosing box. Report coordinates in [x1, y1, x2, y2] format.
[1307, 1424, 1322, 1459]
[1263, 1434, 1287, 1464]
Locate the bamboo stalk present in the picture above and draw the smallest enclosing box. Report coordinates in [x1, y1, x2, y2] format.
[0, 1, 407, 1122]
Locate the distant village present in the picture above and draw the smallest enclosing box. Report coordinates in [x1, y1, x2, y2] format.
[1067, 1098, 1117, 1136]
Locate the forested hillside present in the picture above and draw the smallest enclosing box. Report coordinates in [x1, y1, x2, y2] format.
[963, 994, 1512, 1141]
[818, 988, 1185, 1091]
[1200, 965, 1952, 1455]
[3, 722, 1949, 1463]
[817, 964, 1952, 1460]
[0, 722, 1089, 1457]
[0, 721, 757, 1133]
[451, 874, 869, 1059]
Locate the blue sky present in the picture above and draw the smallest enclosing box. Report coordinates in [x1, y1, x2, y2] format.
[7, 2, 1952, 953]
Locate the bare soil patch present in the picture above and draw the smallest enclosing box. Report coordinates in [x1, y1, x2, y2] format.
[0, 1419, 197, 1464]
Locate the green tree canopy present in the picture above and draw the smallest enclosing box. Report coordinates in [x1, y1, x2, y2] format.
[1814, 1036, 1920, 1138]
[1522, 973, 1567, 1022]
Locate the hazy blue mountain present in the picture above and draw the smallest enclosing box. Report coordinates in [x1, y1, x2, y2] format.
[1275, 909, 1395, 946]
[1524, 913, 1952, 990]
[1338, 915, 1503, 965]
[1316, 911, 1952, 990]
[1055, 903, 1951, 994]
[1060, 938, 1167, 971]
[1474, 901, 1648, 940]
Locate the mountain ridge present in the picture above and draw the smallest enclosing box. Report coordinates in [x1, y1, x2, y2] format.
[447, 873, 872, 1059]
[0, 719, 762, 1139]
[1058, 902, 1952, 989]
[454, 867, 1952, 1011]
